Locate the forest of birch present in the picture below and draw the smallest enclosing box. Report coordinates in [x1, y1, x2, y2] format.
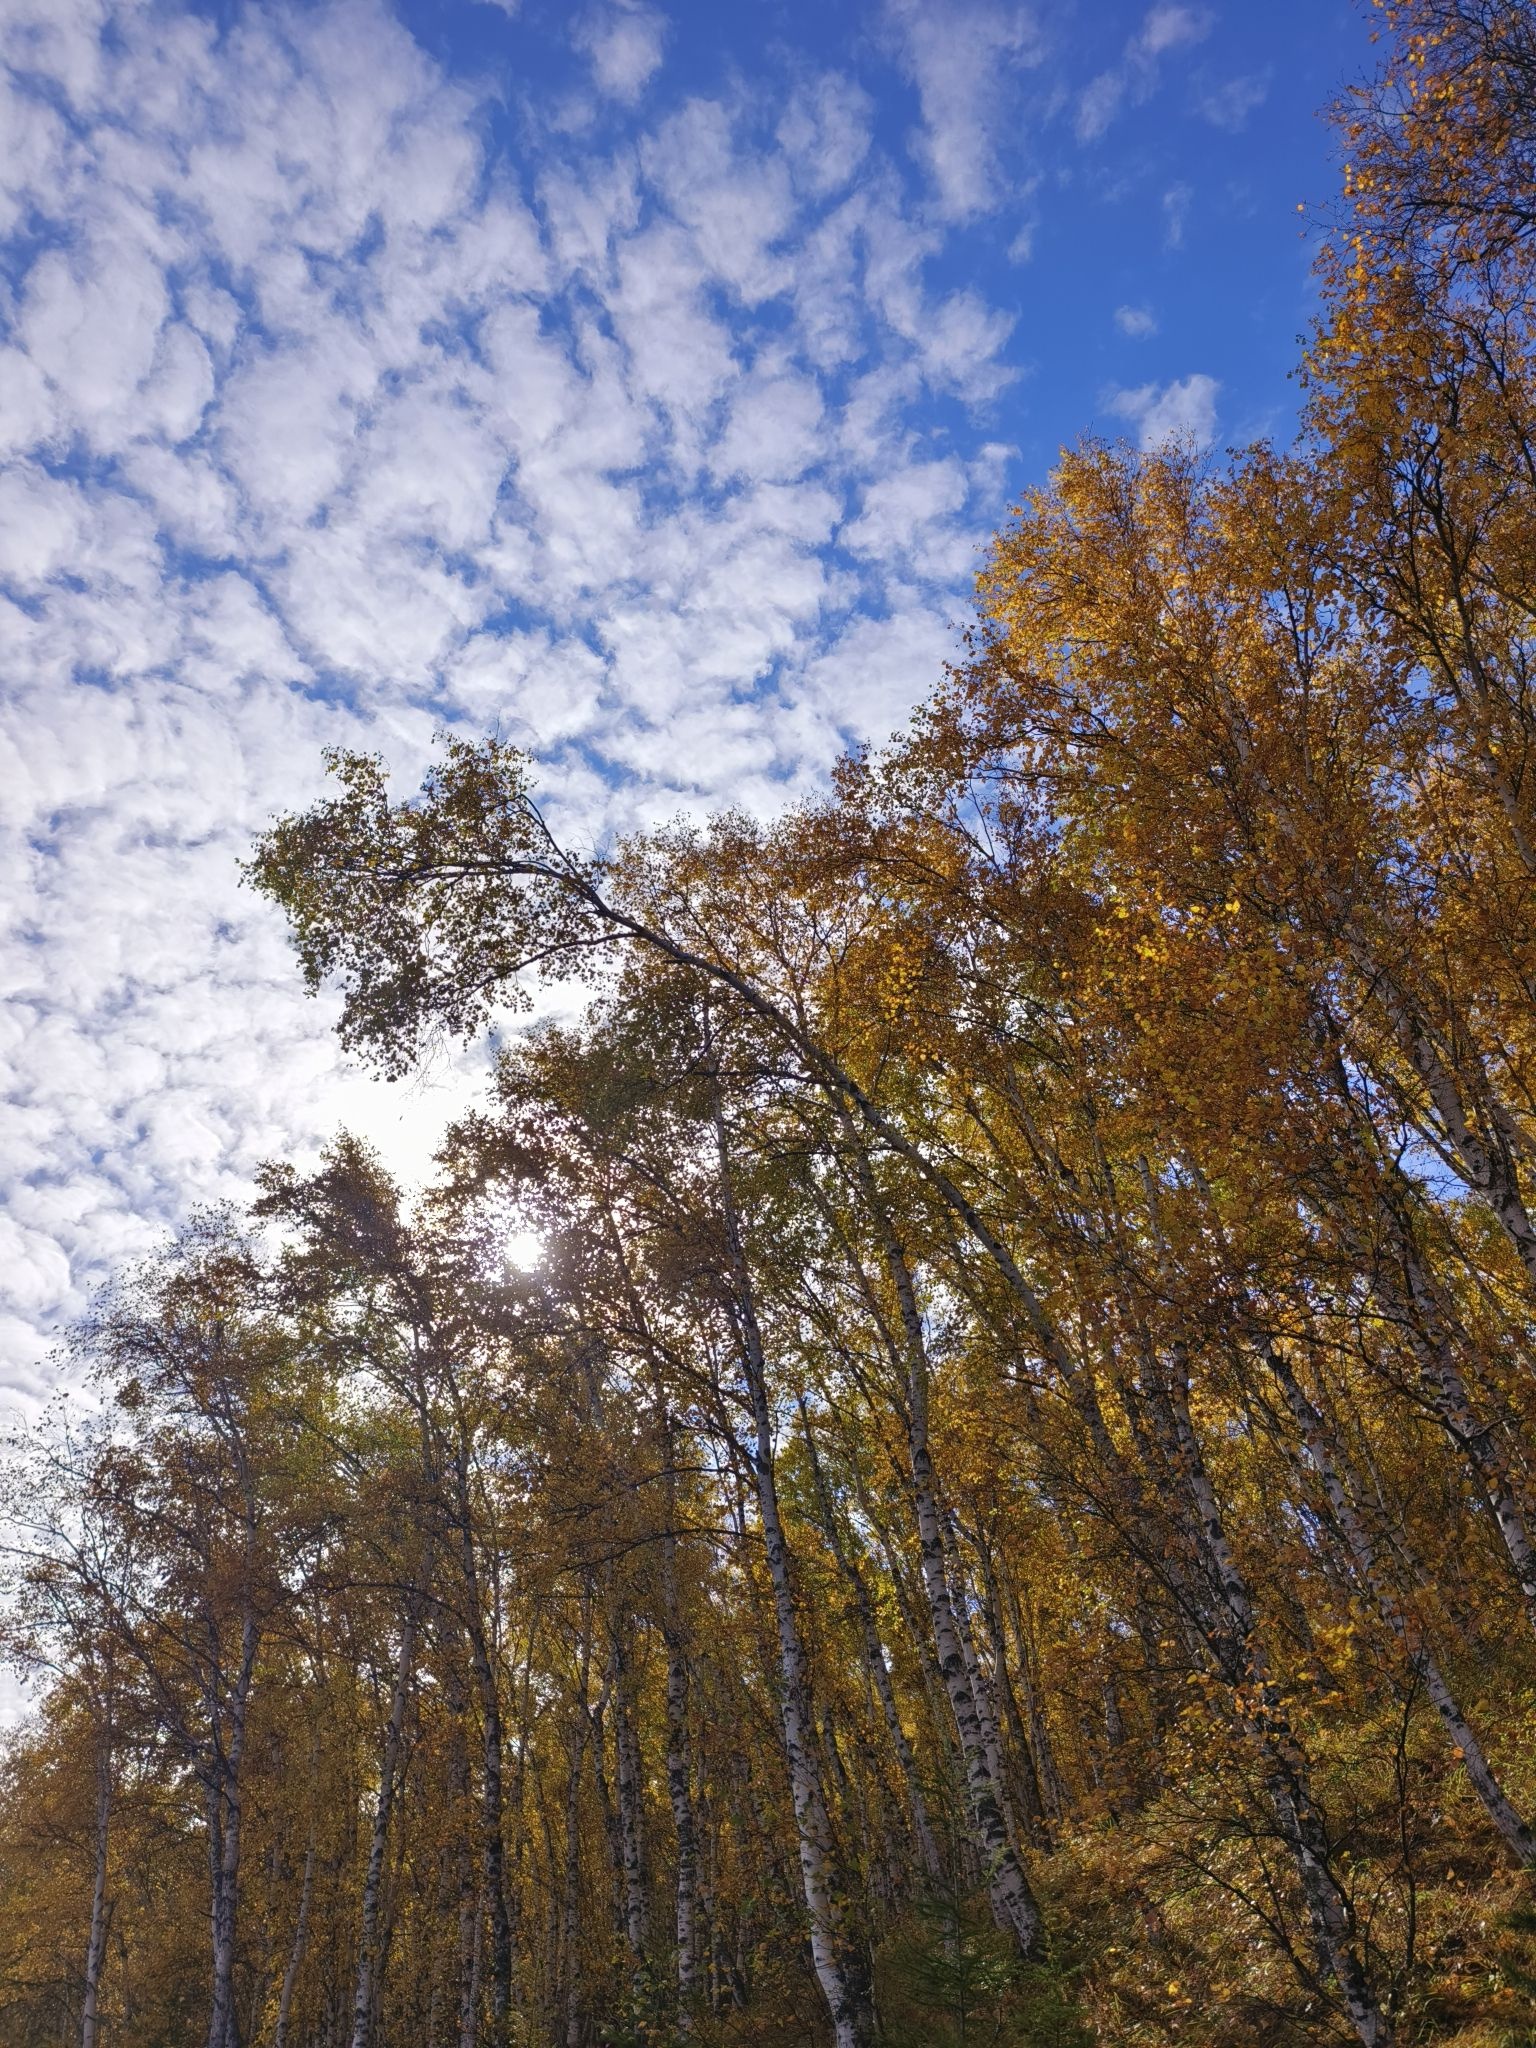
[7, 4, 1536, 2044]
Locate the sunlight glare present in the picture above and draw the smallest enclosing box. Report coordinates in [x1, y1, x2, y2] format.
[504, 1227, 544, 1273]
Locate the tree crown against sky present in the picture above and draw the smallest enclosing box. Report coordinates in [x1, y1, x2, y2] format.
[0, 0, 1373, 1401]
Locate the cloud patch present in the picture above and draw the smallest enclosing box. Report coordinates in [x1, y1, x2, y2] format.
[884, 0, 1043, 221]
[1076, 2, 1212, 142]
[574, 2, 667, 103]
[0, 0, 1027, 1400]
[1106, 371, 1220, 447]
[1197, 70, 1271, 132]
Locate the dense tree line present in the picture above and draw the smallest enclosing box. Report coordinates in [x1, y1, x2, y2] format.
[6, 4, 1536, 2042]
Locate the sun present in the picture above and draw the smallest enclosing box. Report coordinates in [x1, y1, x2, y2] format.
[503, 1227, 544, 1273]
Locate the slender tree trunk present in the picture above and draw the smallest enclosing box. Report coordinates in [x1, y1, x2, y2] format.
[1151, 1358, 1393, 2047]
[714, 1101, 877, 2048]
[272, 1820, 316, 2048]
[450, 1445, 516, 2046]
[799, 1398, 944, 1886]
[80, 1719, 111, 2048]
[662, 1533, 700, 2027]
[208, 1607, 258, 2048]
[944, 1518, 1025, 1864]
[592, 1687, 625, 1948]
[745, 1383, 873, 2048]
[458, 1876, 485, 2048]
[1000, 1575, 1066, 1826]
[973, 1538, 1050, 1844]
[857, 1601, 946, 1886]
[561, 1749, 585, 2048]
[849, 1143, 1043, 1955]
[613, 1627, 650, 1970]
[474, 1639, 514, 2045]
[909, 1429, 1041, 1950]
[350, 1601, 418, 2048]
[562, 1593, 595, 2048]
[448, 1679, 479, 2048]
[868, 1513, 970, 1858]
[1263, 1337, 1536, 1864]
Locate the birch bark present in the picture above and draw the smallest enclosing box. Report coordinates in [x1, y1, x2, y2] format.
[1262, 1338, 1536, 1864]
[349, 1600, 418, 2048]
[207, 1606, 258, 2048]
[846, 1142, 1043, 1955]
[1149, 1358, 1393, 2047]
[713, 1103, 877, 2048]
[660, 1495, 700, 2025]
[613, 1627, 650, 1968]
[798, 1398, 944, 1885]
[271, 1820, 315, 2048]
[81, 1718, 111, 2048]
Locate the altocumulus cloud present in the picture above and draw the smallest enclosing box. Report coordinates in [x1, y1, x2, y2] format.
[0, 0, 1038, 1399]
[1105, 371, 1221, 447]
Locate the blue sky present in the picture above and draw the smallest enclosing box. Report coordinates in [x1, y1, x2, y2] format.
[0, 0, 1374, 1398]
[392, 0, 1370, 474]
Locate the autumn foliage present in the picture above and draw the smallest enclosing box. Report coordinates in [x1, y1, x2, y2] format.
[6, 6, 1536, 2045]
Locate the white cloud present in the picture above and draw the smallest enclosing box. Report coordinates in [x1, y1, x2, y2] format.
[802, 601, 957, 741]
[711, 371, 826, 483]
[1106, 372, 1220, 448]
[1163, 179, 1192, 247]
[1114, 303, 1158, 338]
[574, 3, 667, 104]
[0, 0, 1025, 1402]
[884, 0, 1042, 221]
[1075, 1, 1212, 142]
[641, 98, 796, 305]
[1076, 71, 1126, 145]
[1198, 71, 1271, 132]
[1135, 4, 1211, 60]
[842, 458, 969, 562]
[777, 74, 873, 199]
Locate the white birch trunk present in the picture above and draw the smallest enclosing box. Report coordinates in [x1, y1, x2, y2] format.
[798, 1398, 944, 1884]
[909, 1431, 1041, 1951]
[850, 1144, 1043, 1954]
[614, 1634, 650, 1969]
[974, 1543, 1051, 1843]
[81, 1724, 111, 2048]
[1001, 1575, 1066, 1826]
[561, 1593, 594, 2048]
[659, 1481, 699, 2025]
[1264, 1338, 1536, 1864]
[944, 1521, 1024, 1862]
[714, 1104, 876, 2048]
[271, 1821, 315, 2048]
[207, 1607, 258, 2048]
[350, 1601, 417, 2048]
[1153, 1360, 1393, 2046]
